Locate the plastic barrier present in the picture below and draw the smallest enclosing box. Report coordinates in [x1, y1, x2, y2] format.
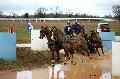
[31, 30, 48, 51]
[112, 41, 120, 77]
[99, 32, 115, 52]
[0, 32, 16, 60]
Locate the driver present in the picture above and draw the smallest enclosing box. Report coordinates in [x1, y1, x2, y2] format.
[64, 21, 72, 36]
[71, 21, 81, 35]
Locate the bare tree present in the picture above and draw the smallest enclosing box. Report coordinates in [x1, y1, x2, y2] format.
[11, 12, 18, 18]
[66, 10, 73, 18]
[112, 5, 120, 20]
[35, 7, 47, 18]
[54, 6, 62, 18]
[0, 11, 3, 18]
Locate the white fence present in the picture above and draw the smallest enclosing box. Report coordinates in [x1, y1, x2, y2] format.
[0, 18, 117, 21]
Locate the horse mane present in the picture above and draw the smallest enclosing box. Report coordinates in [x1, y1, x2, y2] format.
[51, 26, 64, 35]
[51, 26, 64, 43]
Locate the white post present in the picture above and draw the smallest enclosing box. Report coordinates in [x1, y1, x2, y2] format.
[89, 19, 91, 22]
[44, 19, 46, 22]
[36, 19, 38, 22]
[21, 19, 22, 23]
[112, 41, 120, 77]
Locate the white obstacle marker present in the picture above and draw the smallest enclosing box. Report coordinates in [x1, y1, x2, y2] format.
[112, 41, 120, 77]
[31, 30, 49, 51]
[115, 36, 120, 42]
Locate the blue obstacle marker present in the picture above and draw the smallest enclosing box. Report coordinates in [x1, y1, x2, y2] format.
[99, 32, 115, 52]
[99, 32, 115, 41]
[102, 41, 112, 51]
[0, 32, 16, 60]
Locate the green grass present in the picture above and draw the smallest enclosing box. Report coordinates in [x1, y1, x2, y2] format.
[0, 22, 30, 43]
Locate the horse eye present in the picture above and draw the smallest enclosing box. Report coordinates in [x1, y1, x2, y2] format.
[40, 30, 43, 33]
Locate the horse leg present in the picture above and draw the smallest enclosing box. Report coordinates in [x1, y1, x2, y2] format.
[87, 50, 90, 56]
[82, 46, 90, 56]
[101, 46, 104, 54]
[64, 51, 69, 64]
[70, 50, 76, 64]
[51, 50, 55, 65]
[96, 48, 100, 56]
[56, 50, 60, 61]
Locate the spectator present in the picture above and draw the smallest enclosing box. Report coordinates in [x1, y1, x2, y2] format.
[8, 24, 14, 33]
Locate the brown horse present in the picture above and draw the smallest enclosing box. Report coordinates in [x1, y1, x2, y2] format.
[39, 26, 61, 64]
[89, 30, 104, 56]
[50, 26, 74, 62]
[79, 25, 90, 42]
[51, 26, 90, 63]
[71, 25, 90, 55]
[80, 26, 96, 54]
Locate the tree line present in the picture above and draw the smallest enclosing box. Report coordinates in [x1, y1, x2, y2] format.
[0, 5, 120, 21]
[0, 7, 100, 18]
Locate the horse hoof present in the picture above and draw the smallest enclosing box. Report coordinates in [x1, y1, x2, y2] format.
[57, 60, 61, 63]
[82, 61, 84, 63]
[71, 61, 73, 64]
[71, 61, 76, 65]
[73, 61, 76, 65]
[64, 60, 67, 65]
[73, 63, 76, 65]
[87, 53, 90, 56]
[68, 58, 70, 60]
[64, 62, 67, 65]
[51, 63, 55, 67]
[58, 58, 61, 61]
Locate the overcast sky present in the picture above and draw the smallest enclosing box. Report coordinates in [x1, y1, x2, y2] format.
[0, 0, 120, 17]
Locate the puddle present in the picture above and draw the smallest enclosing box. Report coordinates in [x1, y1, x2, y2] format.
[16, 44, 31, 47]
[0, 62, 111, 79]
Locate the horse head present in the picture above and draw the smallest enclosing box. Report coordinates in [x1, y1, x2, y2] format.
[51, 26, 58, 40]
[90, 30, 100, 42]
[90, 30, 97, 37]
[39, 26, 50, 39]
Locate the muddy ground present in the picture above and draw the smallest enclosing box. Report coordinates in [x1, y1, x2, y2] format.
[0, 48, 52, 71]
[0, 47, 120, 79]
[0, 48, 111, 71]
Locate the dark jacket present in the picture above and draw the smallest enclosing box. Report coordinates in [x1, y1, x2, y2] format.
[71, 24, 81, 34]
[64, 25, 72, 35]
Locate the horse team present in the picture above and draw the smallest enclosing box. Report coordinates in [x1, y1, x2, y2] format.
[39, 22, 104, 64]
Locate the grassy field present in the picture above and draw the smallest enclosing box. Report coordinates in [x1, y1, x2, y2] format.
[0, 20, 119, 71]
[0, 21, 120, 43]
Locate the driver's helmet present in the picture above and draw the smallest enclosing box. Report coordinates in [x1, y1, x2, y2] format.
[42, 25, 48, 29]
[67, 21, 70, 24]
[75, 21, 78, 24]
